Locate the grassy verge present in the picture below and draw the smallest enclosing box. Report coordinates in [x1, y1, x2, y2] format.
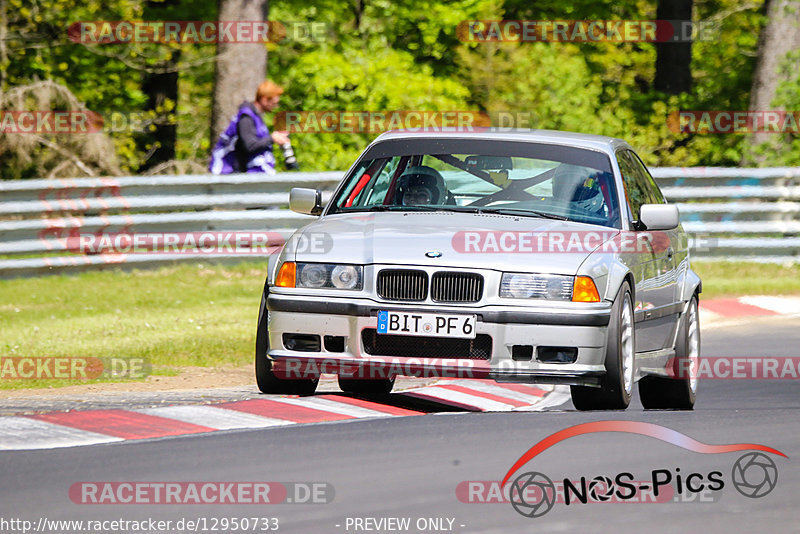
[2, 260, 799, 390]
[691, 261, 800, 299]
[0, 262, 267, 390]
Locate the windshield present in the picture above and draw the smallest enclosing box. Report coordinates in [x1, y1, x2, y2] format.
[329, 139, 621, 228]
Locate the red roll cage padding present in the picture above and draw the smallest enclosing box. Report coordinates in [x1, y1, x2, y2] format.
[344, 173, 372, 207]
[344, 159, 386, 207]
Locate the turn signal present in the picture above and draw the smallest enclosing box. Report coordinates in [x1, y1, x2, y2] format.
[572, 276, 601, 302]
[275, 262, 296, 288]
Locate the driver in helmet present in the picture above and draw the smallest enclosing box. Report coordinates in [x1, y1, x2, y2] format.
[552, 164, 605, 214]
[395, 166, 448, 206]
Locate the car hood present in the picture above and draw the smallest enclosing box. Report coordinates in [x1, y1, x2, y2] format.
[287, 211, 619, 275]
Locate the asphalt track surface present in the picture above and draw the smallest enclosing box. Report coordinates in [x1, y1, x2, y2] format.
[1, 316, 798, 534]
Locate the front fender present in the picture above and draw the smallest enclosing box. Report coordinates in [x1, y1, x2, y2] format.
[680, 267, 702, 302]
[578, 251, 632, 303]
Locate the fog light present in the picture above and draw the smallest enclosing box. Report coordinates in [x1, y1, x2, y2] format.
[537, 346, 578, 363]
[283, 333, 321, 352]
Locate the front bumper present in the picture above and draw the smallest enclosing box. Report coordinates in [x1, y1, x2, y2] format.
[266, 293, 612, 386]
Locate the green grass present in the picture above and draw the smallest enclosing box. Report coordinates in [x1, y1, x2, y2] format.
[692, 261, 800, 299]
[2, 260, 799, 390]
[0, 262, 267, 390]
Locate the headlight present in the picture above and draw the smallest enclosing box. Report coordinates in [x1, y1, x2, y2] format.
[331, 265, 360, 289]
[299, 263, 328, 288]
[500, 273, 573, 300]
[296, 263, 363, 290]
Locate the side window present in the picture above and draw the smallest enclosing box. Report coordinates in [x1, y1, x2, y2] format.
[359, 159, 397, 205]
[338, 158, 398, 208]
[628, 151, 665, 204]
[616, 150, 648, 222]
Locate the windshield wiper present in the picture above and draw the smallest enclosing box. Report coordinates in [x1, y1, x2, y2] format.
[447, 206, 569, 220]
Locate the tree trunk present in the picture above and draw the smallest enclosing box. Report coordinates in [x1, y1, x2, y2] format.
[745, 0, 800, 162]
[138, 52, 180, 172]
[137, 0, 180, 172]
[654, 0, 693, 94]
[210, 0, 269, 146]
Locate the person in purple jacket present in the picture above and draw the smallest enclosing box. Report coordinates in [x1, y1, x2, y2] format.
[210, 80, 294, 174]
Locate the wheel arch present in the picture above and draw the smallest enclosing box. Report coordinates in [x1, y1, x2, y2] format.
[600, 259, 635, 304]
[681, 268, 702, 303]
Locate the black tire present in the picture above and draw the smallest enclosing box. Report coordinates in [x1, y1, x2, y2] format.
[571, 281, 635, 411]
[639, 295, 699, 410]
[255, 287, 318, 396]
[338, 375, 396, 395]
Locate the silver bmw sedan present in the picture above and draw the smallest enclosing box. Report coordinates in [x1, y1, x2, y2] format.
[256, 129, 702, 411]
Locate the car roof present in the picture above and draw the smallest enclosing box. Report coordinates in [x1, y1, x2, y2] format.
[372, 128, 631, 154]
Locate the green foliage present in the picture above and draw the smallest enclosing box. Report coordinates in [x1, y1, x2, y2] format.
[1, 0, 216, 177]
[271, 43, 473, 170]
[4, 0, 795, 178]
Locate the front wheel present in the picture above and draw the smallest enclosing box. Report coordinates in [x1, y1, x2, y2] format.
[571, 281, 635, 411]
[255, 291, 318, 396]
[639, 295, 699, 410]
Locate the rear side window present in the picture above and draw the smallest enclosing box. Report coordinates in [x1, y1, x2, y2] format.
[628, 151, 666, 204]
[616, 150, 650, 222]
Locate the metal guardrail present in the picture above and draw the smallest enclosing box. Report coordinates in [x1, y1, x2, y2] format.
[0, 168, 798, 278]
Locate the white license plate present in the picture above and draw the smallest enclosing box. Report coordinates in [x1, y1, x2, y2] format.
[376, 311, 477, 339]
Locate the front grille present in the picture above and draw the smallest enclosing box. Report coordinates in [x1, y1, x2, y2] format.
[377, 269, 428, 301]
[361, 329, 492, 360]
[431, 272, 484, 303]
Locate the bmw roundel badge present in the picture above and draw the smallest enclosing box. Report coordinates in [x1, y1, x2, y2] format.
[425, 250, 443, 258]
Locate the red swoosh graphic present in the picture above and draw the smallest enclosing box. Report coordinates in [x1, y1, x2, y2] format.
[501, 421, 787, 486]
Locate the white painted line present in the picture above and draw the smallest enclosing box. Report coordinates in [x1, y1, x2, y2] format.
[0, 417, 123, 450]
[403, 386, 517, 411]
[266, 396, 395, 418]
[443, 380, 547, 405]
[698, 307, 723, 325]
[136, 405, 294, 430]
[513, 385, 573, 411]
[739, 296, 800, 316]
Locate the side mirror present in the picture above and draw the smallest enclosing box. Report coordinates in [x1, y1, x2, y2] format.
[638, 204, 679, 231]
[290, 188, 323, 215]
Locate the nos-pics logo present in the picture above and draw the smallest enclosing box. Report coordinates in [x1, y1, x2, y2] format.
[502, 421, 785, 518]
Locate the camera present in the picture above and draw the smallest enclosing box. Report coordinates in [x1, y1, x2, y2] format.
[280, 141, 299, 170]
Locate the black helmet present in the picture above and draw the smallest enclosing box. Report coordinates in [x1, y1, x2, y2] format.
[552, 164, 605, 213]
[395, 165, 447, 206]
